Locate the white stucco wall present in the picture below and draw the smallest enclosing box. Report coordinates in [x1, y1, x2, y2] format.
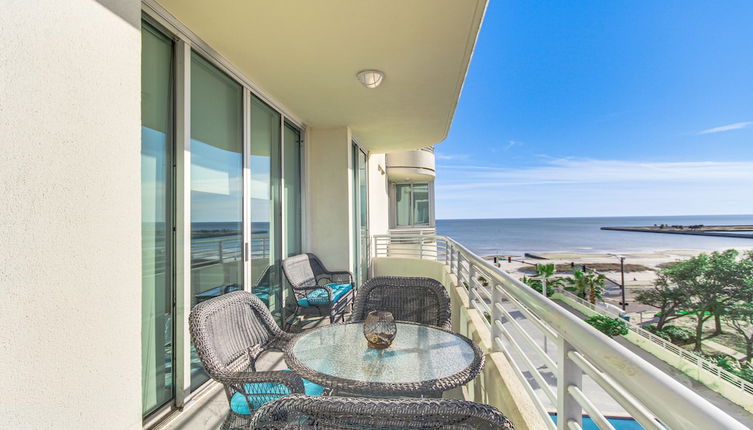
[305, 127, 354, 271]
[0, 1, 143, 428]
[368, 154, 390, 261]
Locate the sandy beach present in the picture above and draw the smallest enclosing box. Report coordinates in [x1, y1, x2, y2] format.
[484, 248, 753, 318]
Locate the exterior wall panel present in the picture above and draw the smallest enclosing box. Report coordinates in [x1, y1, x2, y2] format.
[0, 1, 143, 428]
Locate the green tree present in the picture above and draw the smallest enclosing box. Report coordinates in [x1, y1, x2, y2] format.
[725, 303, 753, 360]
[723, 251, 753, 359]
[705, 249, 750, 335]
[635, 273, 687, 330]
[565, 269, 605, 304]
[565, 269, 589, 299]
[584, 270, 607, 304]
[523, 264, 565, 297]
[663, 253, 714, 352]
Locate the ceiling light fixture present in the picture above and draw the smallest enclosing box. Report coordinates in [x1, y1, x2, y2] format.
[356, 70, 385, 88]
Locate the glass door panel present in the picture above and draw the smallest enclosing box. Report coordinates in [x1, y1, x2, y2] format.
[141, 23, 174, 416]
[351, 145, 369, 288]
[413, 184, 430, 226]
[358, 150, 369, 286]
[282, 124, 302, 319]
[250, 96, 282, 323]
[189, 52, 244, 390]
[395, 184, 411, 227]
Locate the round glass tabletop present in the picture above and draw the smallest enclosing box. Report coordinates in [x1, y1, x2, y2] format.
[285, 321, 483, 395]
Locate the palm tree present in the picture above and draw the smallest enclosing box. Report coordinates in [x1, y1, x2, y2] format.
[565, 269, 589, 299]
[585, 271, 606, 304]
[565, 269, 605, 303]
[523, 263, 564, 296]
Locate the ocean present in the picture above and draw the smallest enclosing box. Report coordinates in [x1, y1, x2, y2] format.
[436, 214, 753, 257]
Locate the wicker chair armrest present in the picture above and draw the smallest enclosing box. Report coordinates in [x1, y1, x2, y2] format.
[222, 370, 306, 394]
[265, 333, 293, 351]
[318, 271, 353, 285]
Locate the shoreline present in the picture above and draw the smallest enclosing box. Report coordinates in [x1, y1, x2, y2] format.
[482, 247, 753, 315]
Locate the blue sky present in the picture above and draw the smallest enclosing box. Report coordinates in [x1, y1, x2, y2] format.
[436, 1, 753, 219]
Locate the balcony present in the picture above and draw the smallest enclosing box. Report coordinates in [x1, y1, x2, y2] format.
[370, 234, 751, 430]
[385, 146, 436, 182]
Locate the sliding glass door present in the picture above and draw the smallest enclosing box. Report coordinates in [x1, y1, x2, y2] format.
[140, 16, 306, 418]
[141, 23, 174, 416]
[250, 96, 282, 322]
[189, 52, 244, 390]
[352, 144, 369, 288]
[282, 123, 302, 319]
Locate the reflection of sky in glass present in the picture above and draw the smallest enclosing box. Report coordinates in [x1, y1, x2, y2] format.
[191, 139, 242, 223]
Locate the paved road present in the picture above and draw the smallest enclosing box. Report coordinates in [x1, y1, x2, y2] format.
[555, 300, 753, 428]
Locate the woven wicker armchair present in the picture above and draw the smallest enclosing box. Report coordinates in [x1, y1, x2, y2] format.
[189, 291, 306, 417]
[248, 394, 515, 429]
[350, 276, 452, 330]
[282, 253, 355, 325]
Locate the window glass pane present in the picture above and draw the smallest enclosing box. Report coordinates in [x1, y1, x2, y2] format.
[413, 184, 430, 226]
[283, 124, 301, 257]
[189, 52, 244, 390]
[395, 184, 412, 226]
[282, 123, 301, 319]
[358, 151, 368, 284]
[250, 96, 282, 322]
[141, 23, 174, 416]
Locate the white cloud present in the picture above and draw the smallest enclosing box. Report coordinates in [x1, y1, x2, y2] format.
[435, 153, 469, 161]
[698, 121, 752, 134]
[439, 159, 753, 190]
[435, 158, 753, 219]
[503, 140, 522, 151]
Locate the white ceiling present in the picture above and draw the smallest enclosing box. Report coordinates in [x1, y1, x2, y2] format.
[157, 0, 487, 153]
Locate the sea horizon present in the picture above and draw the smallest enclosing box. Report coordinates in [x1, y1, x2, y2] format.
[436, 214, 753, 257]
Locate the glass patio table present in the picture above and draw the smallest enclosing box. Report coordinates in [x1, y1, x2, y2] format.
[284, 321, 484, 396]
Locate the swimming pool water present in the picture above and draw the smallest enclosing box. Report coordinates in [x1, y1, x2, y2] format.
[550, 414, 645, 430]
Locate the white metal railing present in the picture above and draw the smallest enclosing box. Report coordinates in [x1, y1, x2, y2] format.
[373, 234, 748, 430]
[557, 288, 753, 396]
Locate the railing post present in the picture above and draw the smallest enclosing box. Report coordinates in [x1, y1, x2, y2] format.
[557, 340, 582, 430]
[419, 235, 425, 259]
[490, 283, 502, 352]
[448, 242, 454, 273]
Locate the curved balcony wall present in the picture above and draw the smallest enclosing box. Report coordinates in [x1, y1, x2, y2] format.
[385, 146, 436, 182]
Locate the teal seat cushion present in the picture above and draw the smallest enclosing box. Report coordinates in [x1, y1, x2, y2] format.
[297, 283, 352, 307]
[230, 372, 325, 415]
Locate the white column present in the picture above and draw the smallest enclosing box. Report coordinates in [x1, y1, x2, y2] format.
[305, 127, 354, 271]
[0, 1, 143, 428]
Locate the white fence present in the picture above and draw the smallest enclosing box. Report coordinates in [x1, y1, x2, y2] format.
[373, 234, 748, 430]
[557, 288, 753, 396]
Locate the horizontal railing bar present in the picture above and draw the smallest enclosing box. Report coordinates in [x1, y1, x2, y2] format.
[498, 322, 558, 405]
[495, 285, 560, 342]
[494, 304, 558, 372]
[494, 337, 558, 430]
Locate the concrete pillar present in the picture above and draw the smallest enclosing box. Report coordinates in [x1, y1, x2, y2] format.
[0, 1, 143, 428]
[305, 127, 354, 271]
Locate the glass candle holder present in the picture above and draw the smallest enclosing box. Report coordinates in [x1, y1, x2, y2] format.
[363, 310, 397, 349]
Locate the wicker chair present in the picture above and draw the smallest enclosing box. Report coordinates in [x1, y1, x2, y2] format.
[281, 253, 355, 325]
[248, 394, 515, 429]
[350, 276, 451, 330]
[189, 291, 321, 417]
